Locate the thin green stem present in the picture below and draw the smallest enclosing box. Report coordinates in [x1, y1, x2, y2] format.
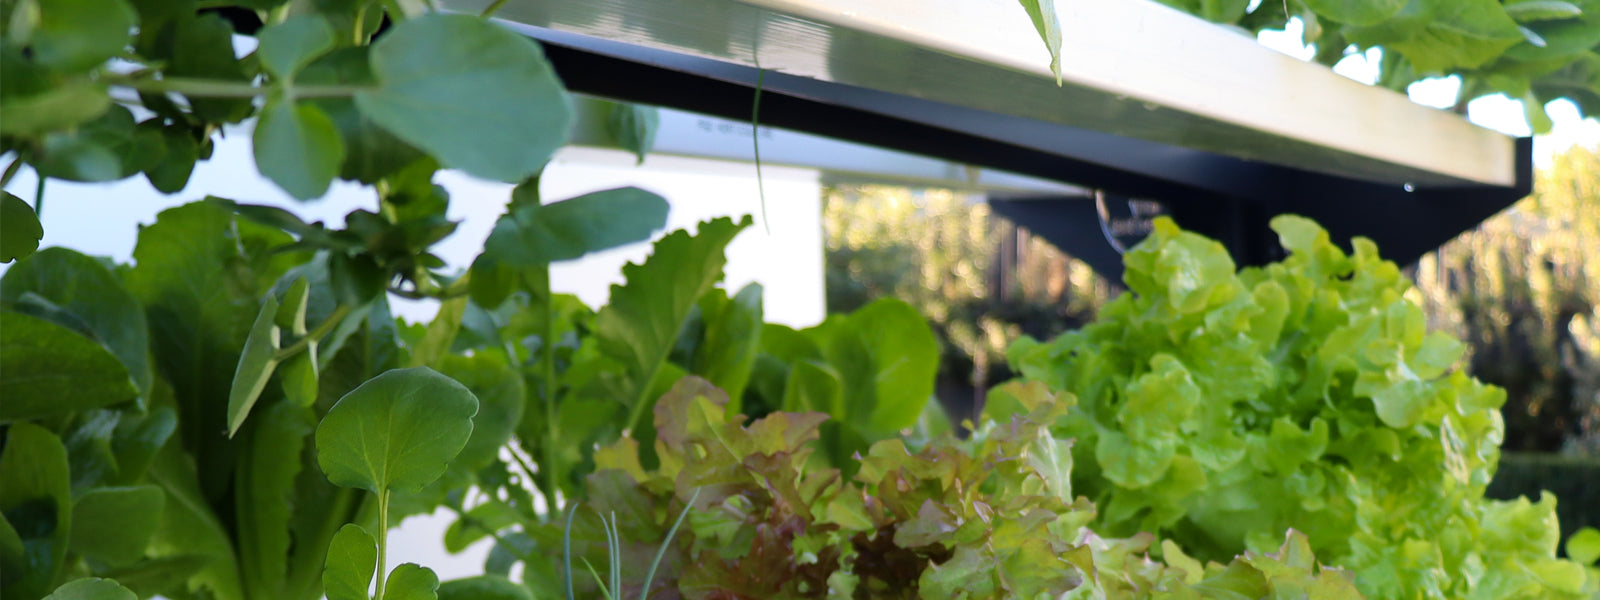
[33, 176, 46, 219]
[538, 268, 562, 514]
[374, 490, 390, 600]
[562, 503, 579, 600]
[0, 156, 23, 191]
[105, 74, 370, 99]
[480, 0, 511, 18]
[352, 4, 370, 45]
[386, 285, 470, 301]
[751, 67, 770, 234]
[275, 304, 353, 361]
[383, 0, 407, 22]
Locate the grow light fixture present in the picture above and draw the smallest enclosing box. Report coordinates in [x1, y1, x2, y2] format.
[447, 0, 1532, 270]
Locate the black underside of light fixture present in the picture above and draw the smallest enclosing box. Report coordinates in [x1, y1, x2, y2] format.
[514, 24, 1533, 278]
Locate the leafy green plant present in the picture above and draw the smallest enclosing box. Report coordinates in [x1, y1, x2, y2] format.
[1007, 215, 1598, 598]
[314, 367, 479, 600]
[542, 375, 1362, 599]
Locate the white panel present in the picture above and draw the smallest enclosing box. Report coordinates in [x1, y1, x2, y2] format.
[537, 146, 827, 328]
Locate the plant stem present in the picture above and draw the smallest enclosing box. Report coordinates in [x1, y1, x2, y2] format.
[33, 176, 46, 219]
[480, 0, 511, 18]
[352, 5, 366, 44]
[538, 269, 562, 513]
[374, 490, 390, 600]
[751, 67, 770, 234]
[0, 156, 23, 190]
[105, 74, 370, 99]
[275, 304, 353, 361]
[386, 286, 470, 301]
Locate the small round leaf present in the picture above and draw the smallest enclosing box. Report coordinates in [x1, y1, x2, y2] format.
[354, 14, 572, 183]
[1, 193, 44, 263]
[315, 367, 479, 494]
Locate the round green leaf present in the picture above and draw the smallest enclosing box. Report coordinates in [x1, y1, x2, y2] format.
[315, 367, 480, 494]
[30, 0, 136, 73]
[0, 81, 112, 137]
[607, 102, 660, 165]
[323, 524, 377, 600]
[384, 563, 439, 600]
[354, 14, 572, 183]
[482, 186, 670, 267]
[29, 104, 137, 182]
[0, 311, 138, 422]
[1, 193, 43, 263]
[300, 47, 430, 185]
[141, 121, 199, 194]
[41, 578, 137, 600]
[254, 99, 346, 201]
[257, 14, 336, 79]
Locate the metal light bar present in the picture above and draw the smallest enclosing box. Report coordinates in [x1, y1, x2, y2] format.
[448, 0, 1531, 267]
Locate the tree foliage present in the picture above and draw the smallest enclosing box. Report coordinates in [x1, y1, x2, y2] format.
[1413, 143, 1600, 454]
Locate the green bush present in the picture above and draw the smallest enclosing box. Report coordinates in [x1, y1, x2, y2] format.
[1008, 215, 1597, 599]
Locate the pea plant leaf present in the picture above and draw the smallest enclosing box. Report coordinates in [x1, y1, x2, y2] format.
[354, 14, 573, 183]
[257, 14, 337, 80]
[29, 104, 136, 182]
[67, 485, 165, 567]
[0, 423, 72, 600]
[1, 193, 44, 263]
[226, 293, 282, 437]
[0, 80, 112, 137]
[480, 185, 670, 267]
[166, 13, 255, 123]
[253, 100, 347, 200]
[607, 102, 661, 165]
[1, 247, 153, 395]
[142, 122, 198, 193]
[315, 367, 480, 494]
[41, 578, 138, 600]
[323, 524, 378, 600]
[29, 0, 137, 73]
[383, 563, 440, 600]
[300, 48, 430, 185]
[0, 311, 138, 421]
